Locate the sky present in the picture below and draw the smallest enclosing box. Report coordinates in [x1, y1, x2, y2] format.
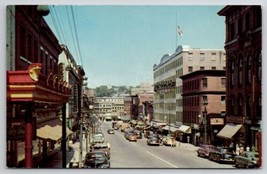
[44, 5, 226, 88]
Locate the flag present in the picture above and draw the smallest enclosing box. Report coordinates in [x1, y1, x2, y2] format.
[177, 26, 183, 38]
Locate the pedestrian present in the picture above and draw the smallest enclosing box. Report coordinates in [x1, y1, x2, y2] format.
[235, 144, 240, 156]
[107, 141, 110, 149]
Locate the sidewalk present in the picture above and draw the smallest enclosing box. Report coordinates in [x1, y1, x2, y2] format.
[42, 139, 88, 168]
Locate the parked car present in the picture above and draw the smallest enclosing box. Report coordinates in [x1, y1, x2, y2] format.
[147, 136, 161, 146]
[234, 151, 259, 168]
[197, 144, 218, 158]
[83, 151, 110, 168]
[92, 133, 105, 144]
[208, 147, 235, 164]
[107, 128, 115, 134]
[162, 136, 176, 147]
[90, 143, 110, 159]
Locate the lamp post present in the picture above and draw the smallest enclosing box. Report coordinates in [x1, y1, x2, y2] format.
[202, 99, 208, 144]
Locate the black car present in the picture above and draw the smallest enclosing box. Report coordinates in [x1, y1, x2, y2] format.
[83, 151, 110, 168]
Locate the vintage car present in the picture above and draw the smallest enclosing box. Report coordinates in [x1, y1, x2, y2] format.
[208, 147, 235, 164]
[127, 132, 137, 141]
[147, 135, 161, 146]
[91, 134, 105, 144]
[197, 144, 218, 158]
[107, 128, 115, 134]
[234, 151, 259, 168]
[90, 142, 110, 159]
[162, 136, 176, 147]
[133, 129, 142, 139]
[83, 151, 110, 168]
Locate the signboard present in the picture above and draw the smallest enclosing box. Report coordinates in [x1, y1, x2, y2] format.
[210, 118, 224, 125]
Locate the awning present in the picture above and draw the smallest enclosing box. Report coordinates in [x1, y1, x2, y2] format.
[150, 121, 166, 128]
[162, 125, 180, 132]
[37, 125, 73, 141]
[216, 124, 243, 139]
[178, 125, 192, 134]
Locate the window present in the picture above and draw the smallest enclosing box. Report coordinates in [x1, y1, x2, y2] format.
[238, 57, 243, 85]
[188, 66, 193, 72]
[230, 22, 235, 40]
[257, 52, 262, 83]
[200, 66, 205, 70]
[202, 78, 207, 88]
[231, 60, 235, 86]
[211, 67, 216, 70]
[238, 97, 243, 115]
[200, 53, 205, 61]
[211, 53, 216, 61]
[247, 55, 251, 84]
[221, 78, 226, 88]
[221, 96, 226, 104]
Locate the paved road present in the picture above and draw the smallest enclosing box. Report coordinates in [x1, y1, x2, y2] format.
[101, 121, 235, 169]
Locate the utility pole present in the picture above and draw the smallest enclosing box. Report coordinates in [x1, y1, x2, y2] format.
[203, 99, 208, 144]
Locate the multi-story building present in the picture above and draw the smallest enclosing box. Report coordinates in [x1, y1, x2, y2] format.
[153, 45, 226, 128]
[58, 44, 85, 137]
[180, 70, 226, 145]
[94, 97, 124, 120]
[6, 5, 73, 168]
[130, 82, 154, 119]
[218, 6, 262, 159]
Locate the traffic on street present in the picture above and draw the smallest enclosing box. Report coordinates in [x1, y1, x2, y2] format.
[70, 120, 235, 168]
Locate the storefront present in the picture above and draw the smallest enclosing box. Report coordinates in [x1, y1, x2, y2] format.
[7, 64, 72, 168]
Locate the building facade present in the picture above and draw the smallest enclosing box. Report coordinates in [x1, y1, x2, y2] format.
[153, 45, 226, 128]
[6, 5, 73, 168]
[94, 97, 125, 120]
[180, 70, 226, 145]
[218, 6, 262, 158]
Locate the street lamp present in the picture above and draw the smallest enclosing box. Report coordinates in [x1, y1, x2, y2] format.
[202, 98, 208, 144]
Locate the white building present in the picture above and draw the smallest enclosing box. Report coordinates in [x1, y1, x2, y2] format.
[153, 45, 226, 126]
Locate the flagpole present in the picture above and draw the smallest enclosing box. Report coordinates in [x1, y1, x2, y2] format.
[176, 13, 178, 48]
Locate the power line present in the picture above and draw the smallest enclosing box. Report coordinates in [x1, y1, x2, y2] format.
[71, 6, 84, 66]
[66, 6, 79, 62]
[51, 5, 67, 45]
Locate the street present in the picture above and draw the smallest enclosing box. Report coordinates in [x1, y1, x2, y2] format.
[100, 121, 234, 169]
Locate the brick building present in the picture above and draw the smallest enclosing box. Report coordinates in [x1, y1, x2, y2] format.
[218, 6, 262, 155]
[180, 70, 226, 145]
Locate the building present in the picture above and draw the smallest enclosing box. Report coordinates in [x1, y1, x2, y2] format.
[6, 5, 73, 168]
[94, 97, 124, 120]
[218, 6, 262, 159]
[180, 70, 226, 145]
[153, 45, 226, 128]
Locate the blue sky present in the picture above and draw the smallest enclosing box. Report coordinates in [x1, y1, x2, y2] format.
[44, 5, 225, 88]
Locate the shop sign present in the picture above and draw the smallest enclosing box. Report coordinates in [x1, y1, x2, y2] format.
[226, 116, 244, 124]
[210, 118, 224, 125]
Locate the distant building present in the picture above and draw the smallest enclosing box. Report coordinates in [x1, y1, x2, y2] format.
[218, 6, 262, 155]
[153, 45, 226, 128]
[94, 97, 124, 120]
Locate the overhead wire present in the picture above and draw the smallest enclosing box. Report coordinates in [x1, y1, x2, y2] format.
[71, 6, 84, 66]
[66, 6, 79, 63]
